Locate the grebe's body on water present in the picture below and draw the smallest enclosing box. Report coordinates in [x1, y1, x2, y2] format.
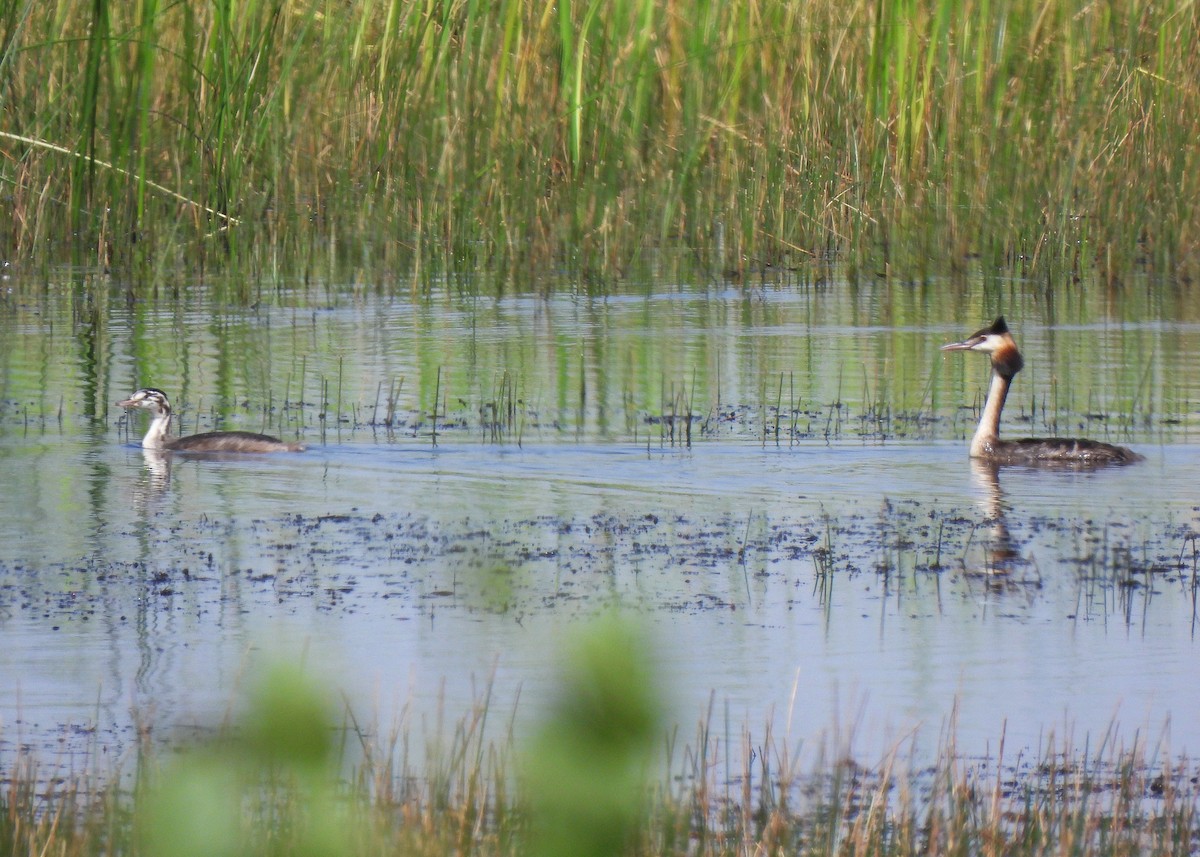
[117, 388, 305, 453]
[941, 318, 1141, 466]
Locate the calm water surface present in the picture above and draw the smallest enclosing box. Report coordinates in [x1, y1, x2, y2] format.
[1, 272, 1198, 780]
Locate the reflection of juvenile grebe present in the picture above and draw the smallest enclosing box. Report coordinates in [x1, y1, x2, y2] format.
[117, 388, 305, 453]
[941, 318, 1141, 466]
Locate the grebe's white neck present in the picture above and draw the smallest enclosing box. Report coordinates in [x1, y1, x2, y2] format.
[970, 363, 1013, 458]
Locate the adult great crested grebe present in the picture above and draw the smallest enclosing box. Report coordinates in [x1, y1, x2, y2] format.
[941, 317, 1141, 466]
[117, 388, 305, 453]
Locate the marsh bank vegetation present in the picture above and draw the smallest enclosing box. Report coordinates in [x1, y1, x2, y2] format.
[2, 0, 1199, 287]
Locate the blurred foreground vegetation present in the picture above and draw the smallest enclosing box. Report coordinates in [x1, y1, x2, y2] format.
[2, 616, 1197, 857]
[2, 0, 1199, 287]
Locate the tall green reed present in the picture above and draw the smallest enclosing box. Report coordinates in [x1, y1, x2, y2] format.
[2, 0, 1199, 287]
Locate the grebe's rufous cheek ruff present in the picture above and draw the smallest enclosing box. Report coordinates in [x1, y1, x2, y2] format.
[940, 318, 1141, 466]
[117, 388, 305, 453]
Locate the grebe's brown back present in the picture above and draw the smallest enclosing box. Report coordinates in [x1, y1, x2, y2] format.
[940, 318, 1141, 466]
[117, 388, 305, 453]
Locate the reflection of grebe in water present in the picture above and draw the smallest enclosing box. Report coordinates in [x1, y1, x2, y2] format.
[969, 459, 1021, 572]
[117, 388, 305, 453]
[139, 447, 171, 486]
[941, 318, 1141, 466]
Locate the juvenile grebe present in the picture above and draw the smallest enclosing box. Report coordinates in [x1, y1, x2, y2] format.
[941, 318, 1141, 466]
[117, 388, 305, 453]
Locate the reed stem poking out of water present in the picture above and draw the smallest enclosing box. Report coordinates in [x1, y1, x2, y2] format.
[2, 1, 1199, 285]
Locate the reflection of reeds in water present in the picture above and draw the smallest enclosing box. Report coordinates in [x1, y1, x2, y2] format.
[98, 347, 1160, 450]
[1185, 536, 1200, 637]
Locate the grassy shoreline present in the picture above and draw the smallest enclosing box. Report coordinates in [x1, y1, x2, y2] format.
[2, 1, 1199, 285]
[4, 700, 1197, 856]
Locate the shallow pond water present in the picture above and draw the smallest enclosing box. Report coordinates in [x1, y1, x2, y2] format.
[1, 271, 1198, 783]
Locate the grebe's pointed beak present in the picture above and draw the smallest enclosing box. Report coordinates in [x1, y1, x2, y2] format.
[940, 334, 986, 352]
[942, 316, 1011, 352]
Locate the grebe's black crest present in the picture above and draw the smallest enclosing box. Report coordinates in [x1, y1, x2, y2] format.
[117, 388, 305, 453]
[967, 317, 1010, 338]
[941, 318, 1141, 467]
